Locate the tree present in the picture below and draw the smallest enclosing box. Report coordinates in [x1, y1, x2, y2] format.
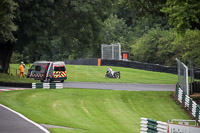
[172, 30, 200, 67]
[14, 0, 55, 62]
[13, 0, 114, 62]
[161, 0, 200, 34]
[102, 14, 133, 51]
[114, 0, 168, 33]
[52, 0, 113, 59]
[0, 0, 17, 73]
[132, 27, 176, 65]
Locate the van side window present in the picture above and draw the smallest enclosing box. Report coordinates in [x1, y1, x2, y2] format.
[30, 65, 35, 70]
[54, 67, 65, 71]
[35, 66, 41, 71]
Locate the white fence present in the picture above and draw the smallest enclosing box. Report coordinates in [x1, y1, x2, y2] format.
[176, 84, 200, 122]
[140, 117, 200, 133]
[32, 83, 63, 89]
[140, 117, 168, 133]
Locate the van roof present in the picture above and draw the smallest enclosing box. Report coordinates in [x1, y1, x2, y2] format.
[34, 61, 50, 63]
[53, 61, 65, 66]
[34, 61, 65, 66]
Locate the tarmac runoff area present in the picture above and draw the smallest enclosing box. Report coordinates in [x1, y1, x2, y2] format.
[0, 82, 175, 91]
[0, 82, 174, 133]
[63, 82, 175, 91]
[0, 104, 50, 133]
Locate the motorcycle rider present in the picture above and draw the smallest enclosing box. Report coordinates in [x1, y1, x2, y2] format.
[107, 67, 114, 76]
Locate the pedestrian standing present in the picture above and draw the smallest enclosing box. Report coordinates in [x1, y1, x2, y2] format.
[19, 62, 25, 78]
[22, 62, 26, 71]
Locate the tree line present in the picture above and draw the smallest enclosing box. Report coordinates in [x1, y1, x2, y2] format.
[0, 0, 200, 73]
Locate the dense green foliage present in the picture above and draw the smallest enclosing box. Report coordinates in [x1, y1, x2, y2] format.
[161, 0, 200, 34]
[0, 90, 189, 133]
[0, 0, 17, 43]
[1, 0, 200, 73]
[132, 28, 176, 65]
[102, 14, 133, 51]
[132, 28, 200, 66]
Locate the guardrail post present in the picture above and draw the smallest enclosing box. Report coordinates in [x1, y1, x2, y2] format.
[140, 117, 167, 133]
[32, 83, 63, 89]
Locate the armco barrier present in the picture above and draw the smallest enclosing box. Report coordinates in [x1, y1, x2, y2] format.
[101, 59, 178, 74]
[32, 83, 63, 89]
[0, 81, 32, 88]
[65, 58, 177, 74]
[140, 117, 168, 133]
[176, 84, 200, 122]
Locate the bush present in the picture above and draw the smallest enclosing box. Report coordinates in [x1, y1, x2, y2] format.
[131, 27, 176, 66]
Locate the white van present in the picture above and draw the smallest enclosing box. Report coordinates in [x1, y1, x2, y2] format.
[27, 61, 67, 82]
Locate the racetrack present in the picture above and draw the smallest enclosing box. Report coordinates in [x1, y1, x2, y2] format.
[63, 82, 174, 91]
[0, 82, 175, 91]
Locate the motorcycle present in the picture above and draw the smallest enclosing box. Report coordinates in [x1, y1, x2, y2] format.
[105, 68, 120, 79]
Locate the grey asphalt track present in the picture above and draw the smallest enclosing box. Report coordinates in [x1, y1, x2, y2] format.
[0, 104, 49, 133]
[0, 82, 175, 91]
[63, 82, 175, 91]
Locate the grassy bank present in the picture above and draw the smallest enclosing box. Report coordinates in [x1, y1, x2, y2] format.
[0, 73, 37, 83]
[3, 64, 177, 84]
[0, 64, 37, 83]
[66, 65, 177, 84]
[0, 89, 189, 133]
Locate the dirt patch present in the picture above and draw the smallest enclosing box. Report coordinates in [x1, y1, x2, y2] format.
[80, 100, 89, 113]
[170, 93, 200, 125]
[190, 93, 200, 98]
[52, 103, 57, 109]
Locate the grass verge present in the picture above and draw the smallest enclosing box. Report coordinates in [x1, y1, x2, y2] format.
[66, 65, 177, 84]
[2, 64, 177, 84]
[0, 89, 189, 133]
[0, 73, 37, 83]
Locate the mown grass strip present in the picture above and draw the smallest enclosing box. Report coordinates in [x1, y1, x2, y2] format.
[0, 89, 189, 133]
[2, 64, 177, 84]
[66, 65, 177, 84]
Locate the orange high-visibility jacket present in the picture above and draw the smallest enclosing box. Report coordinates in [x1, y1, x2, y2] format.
[19, 64, 24, 72]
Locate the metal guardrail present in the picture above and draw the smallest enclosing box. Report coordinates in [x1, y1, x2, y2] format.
[32, 83, 63, 89]
[176, 84, 200, 123]
[140, 117, 168, 133]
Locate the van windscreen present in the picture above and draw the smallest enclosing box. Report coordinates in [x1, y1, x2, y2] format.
[35, 66, 41, 71]
[54, 67, 65, 71]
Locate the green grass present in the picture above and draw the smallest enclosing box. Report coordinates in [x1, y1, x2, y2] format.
[2, 64, 177, 84]
[0, 89, 189, 133]
[66, 65, 177, 84]
[9, 64, 32, 76]
[0, 73, 37, 83]
[0, 64, 38, 83]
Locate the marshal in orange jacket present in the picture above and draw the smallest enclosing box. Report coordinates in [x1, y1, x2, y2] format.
[19, 64, 24, 72]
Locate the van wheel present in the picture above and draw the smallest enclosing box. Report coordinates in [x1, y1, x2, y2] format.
[61, 80, 64, 83]
[47, 78, 51, 83]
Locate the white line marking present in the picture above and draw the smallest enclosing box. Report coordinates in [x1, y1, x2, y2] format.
[0, 104, 50, 133]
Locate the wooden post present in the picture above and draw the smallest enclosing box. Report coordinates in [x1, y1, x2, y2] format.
[8, 64, 10, 75]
